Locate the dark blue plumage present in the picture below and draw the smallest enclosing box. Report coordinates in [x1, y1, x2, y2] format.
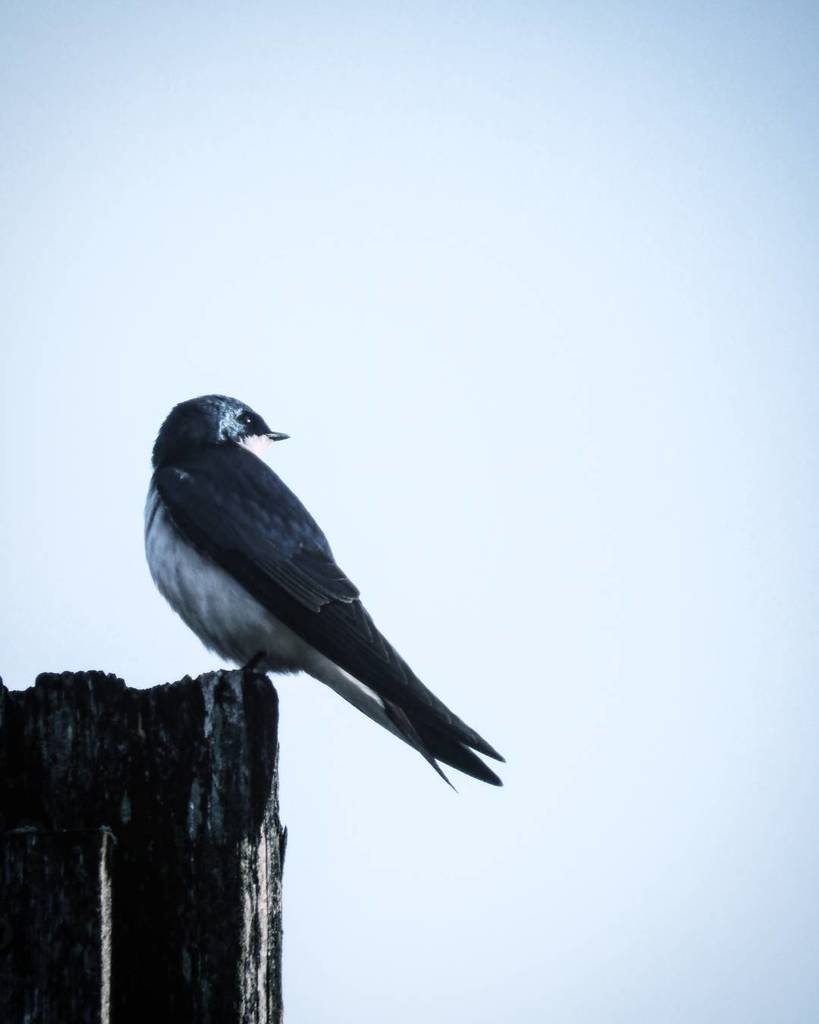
[146, 394, 504, 786]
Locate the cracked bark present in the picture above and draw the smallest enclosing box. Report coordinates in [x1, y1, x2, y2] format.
[0, 670, 284, 1024]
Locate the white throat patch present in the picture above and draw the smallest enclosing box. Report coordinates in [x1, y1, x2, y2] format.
[238, 434, 273, 458]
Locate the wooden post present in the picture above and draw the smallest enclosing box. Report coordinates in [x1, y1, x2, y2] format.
[1, 828, 115, 1024]
[0, 670, 284, 1024]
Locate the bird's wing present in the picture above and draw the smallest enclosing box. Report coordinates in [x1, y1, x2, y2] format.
[154, 446, 503, 773]
[153, 446, 360, 612]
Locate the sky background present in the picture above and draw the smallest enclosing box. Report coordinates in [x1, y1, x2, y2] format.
[2, 3, 818, 1021]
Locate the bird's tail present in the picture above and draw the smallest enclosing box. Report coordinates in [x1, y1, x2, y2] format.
[304, 658, 503, 787]
[404, 713, 503, 786]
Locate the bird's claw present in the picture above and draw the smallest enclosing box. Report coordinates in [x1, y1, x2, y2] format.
[242, 651, 267, 676]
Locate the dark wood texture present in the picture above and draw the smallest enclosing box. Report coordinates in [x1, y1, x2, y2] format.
[1, 828, 115, 1024]
[0, 670, 284, 1024]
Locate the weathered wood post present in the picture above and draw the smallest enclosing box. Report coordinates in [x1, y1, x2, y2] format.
[0, 669, 284, 1023]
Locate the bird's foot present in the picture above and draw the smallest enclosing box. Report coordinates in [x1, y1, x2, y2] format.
[242, 650, 267, 676]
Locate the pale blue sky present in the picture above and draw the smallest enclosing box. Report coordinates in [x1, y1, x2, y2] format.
[2, 4, 818, 1021]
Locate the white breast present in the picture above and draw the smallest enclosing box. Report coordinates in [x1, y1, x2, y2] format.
[144, 483, 306, 671]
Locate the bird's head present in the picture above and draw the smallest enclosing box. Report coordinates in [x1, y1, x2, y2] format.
[152, 395, 289, 467]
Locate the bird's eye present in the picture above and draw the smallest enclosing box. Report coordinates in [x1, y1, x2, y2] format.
[242, 413, 253, 425]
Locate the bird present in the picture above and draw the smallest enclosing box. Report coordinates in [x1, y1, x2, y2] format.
[145, 394, 504, 786]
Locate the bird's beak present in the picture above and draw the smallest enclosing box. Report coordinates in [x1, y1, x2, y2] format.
[265, 431, 290, 442]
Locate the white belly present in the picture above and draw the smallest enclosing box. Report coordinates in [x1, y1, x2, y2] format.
[144, 484, 306, 671]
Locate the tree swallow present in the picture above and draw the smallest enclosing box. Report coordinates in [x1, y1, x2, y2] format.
[145, 395, 503, 786]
